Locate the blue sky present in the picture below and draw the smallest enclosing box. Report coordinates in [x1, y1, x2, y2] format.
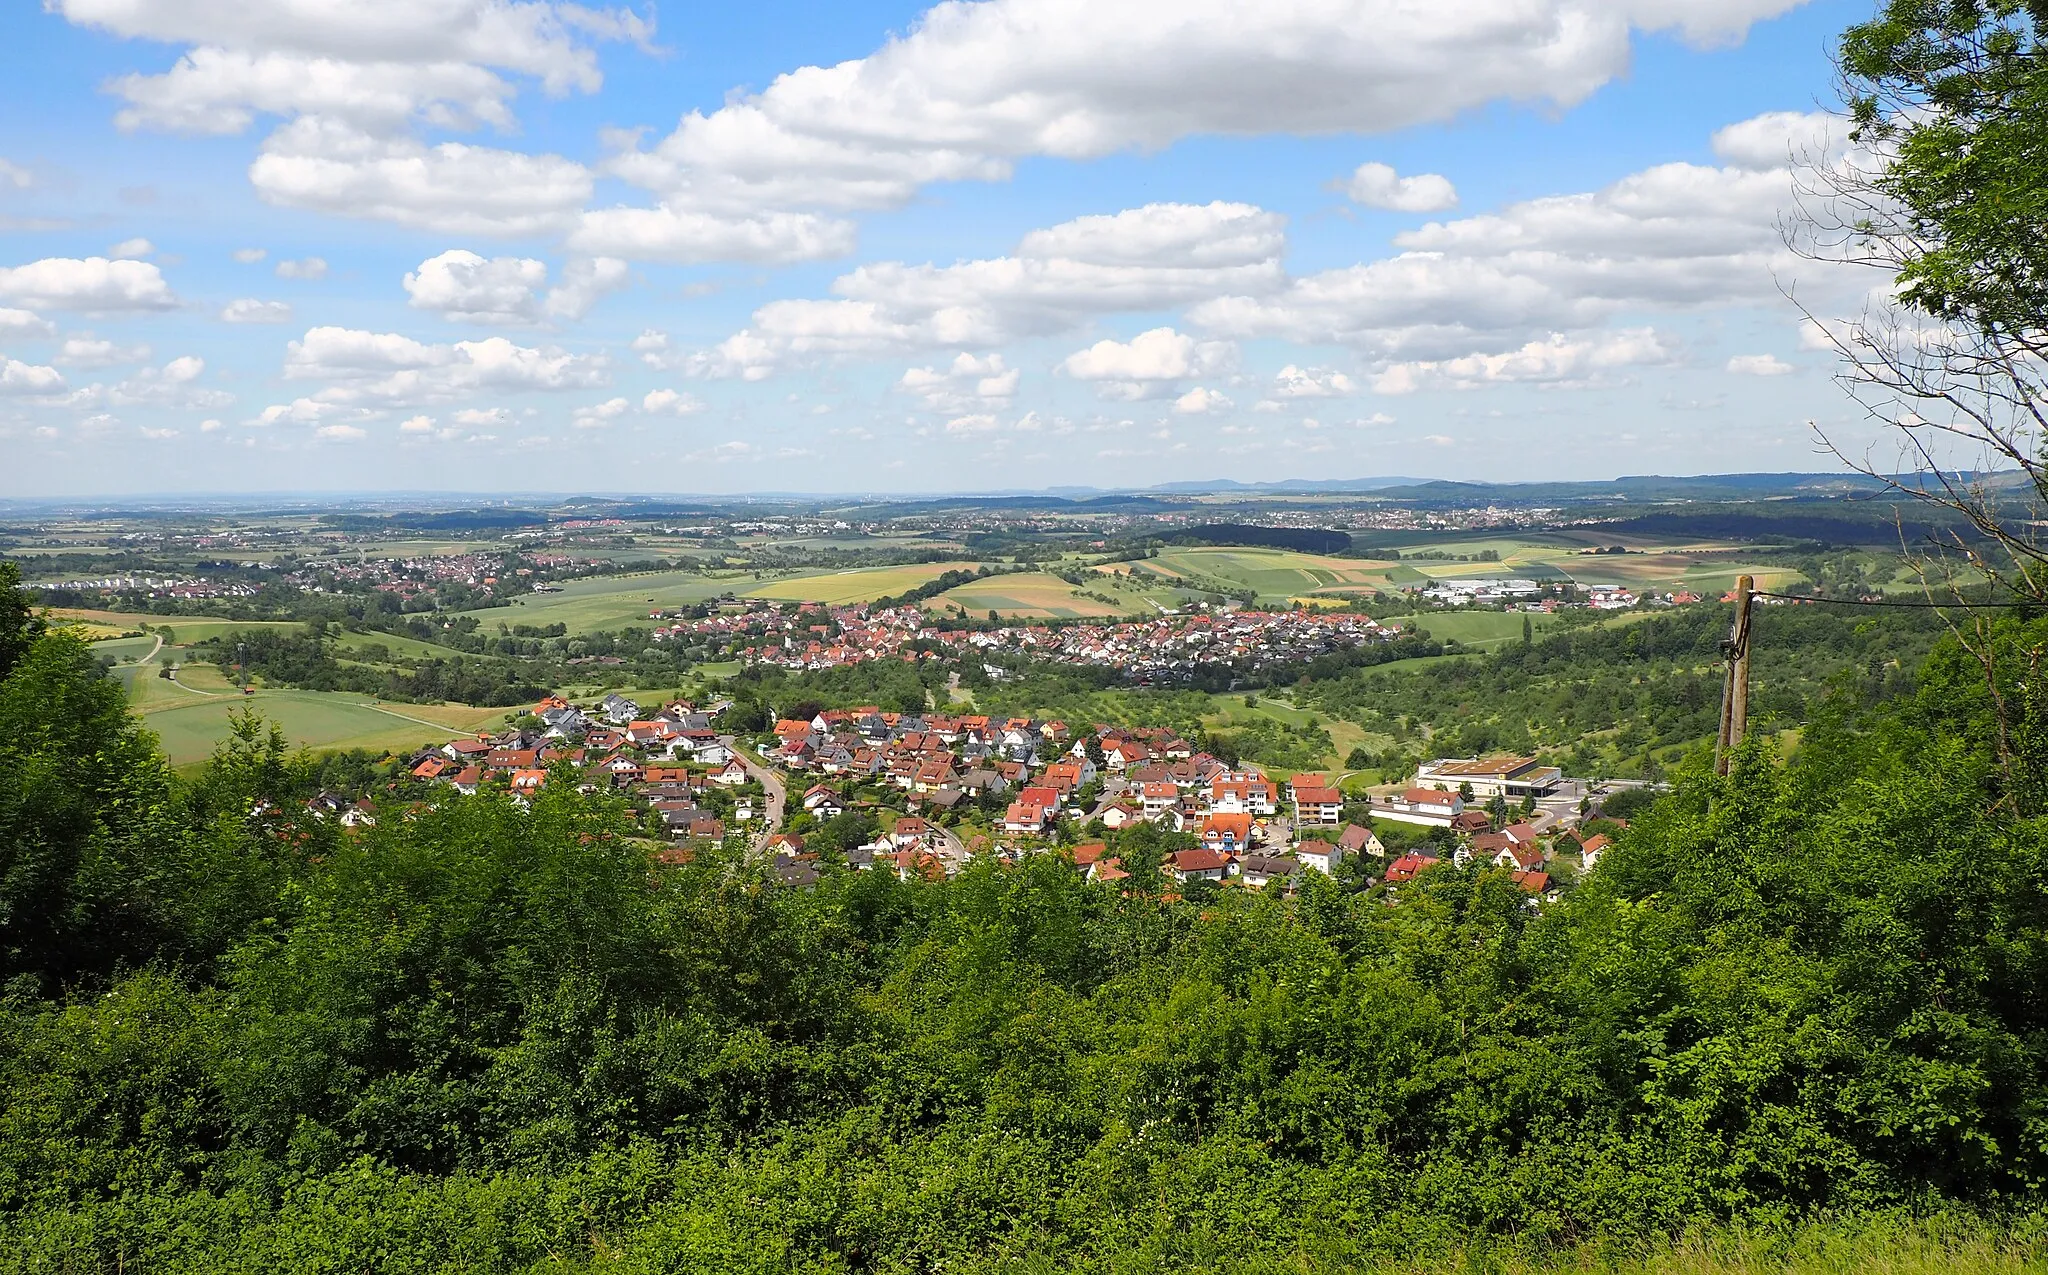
[0, 0, 1886, 495]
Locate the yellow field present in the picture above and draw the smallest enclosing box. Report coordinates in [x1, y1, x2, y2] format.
[925, 571, 1150, 619]
[741, 562, 978, 606]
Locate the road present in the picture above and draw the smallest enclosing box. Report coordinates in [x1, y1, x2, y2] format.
[928, 820, 970, 866]
[721, 735, 786, 850]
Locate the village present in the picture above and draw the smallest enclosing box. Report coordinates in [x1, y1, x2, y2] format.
[369, 684, 1620, 901]
[655, 601, 1403, 679]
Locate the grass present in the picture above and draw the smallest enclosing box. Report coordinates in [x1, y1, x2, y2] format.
[1380, 610, 1562, 649]
[475, 569, 758, 634]
[328, 629, 466, 660]
[88, 632, 505, 766]
[1459, 1221, 2048, 1275]
[49, 609, 299, 645]
[139, 685, 503, 767]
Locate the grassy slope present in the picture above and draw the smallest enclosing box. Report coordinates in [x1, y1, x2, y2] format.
[139, 682, 504, 767]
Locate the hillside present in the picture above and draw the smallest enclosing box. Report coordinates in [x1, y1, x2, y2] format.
[5, 566, 2048, 1270]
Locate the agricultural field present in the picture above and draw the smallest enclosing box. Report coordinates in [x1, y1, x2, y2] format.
[741, 561, 977, 606]
[139, 687, 503, 768]
[1375, 533, 1812, 595]
[925, 571, 1157, 619]
[49, 610, 506, 767]
[477, 568, 761, 634]
[1115, 547, 1403, 602]
[53, 609, 299, 645]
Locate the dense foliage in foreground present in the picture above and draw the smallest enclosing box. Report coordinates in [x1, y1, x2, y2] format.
[5, 580, 2048, 1271]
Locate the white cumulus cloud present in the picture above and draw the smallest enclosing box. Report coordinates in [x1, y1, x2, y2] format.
[404, 249, 547, 323]
[1726, 352, 1794, 376]
[56, 335, 151, 367]
[275, 256, 328, 280]
[0, 257, 177, 311]
[1061, 327, 1237, 400]
[220, 297, 294, 323]
[641, 387, 705, 416]
[571, 396, 630, 428]
[251, 117, 592, 237]
[58, 0, 648, 133]
[1173, 386, 1233, 415]
[688, 202, 1283, 378]
[0, 308, 55, 337]
[1271, 365, 1356, 398]
[1343, 162, 1458, 212]
[1374, 328, 1678, 393]
[604, 0, 1803, 222]
[0, 357, 65, 395]
[543, 256, 629, 320]
[898, 352, 1019, 412]
[277, 324, 610, 410]
[567, 205, 855, 265]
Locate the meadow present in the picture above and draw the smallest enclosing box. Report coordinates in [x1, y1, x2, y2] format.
[52, 609, 507, 765]
[481, 568, 764, 633]
[138, 686, 504, 767]
[52, 608, 299, 644]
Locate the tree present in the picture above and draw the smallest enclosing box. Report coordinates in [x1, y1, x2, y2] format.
[0, 562, 45, 682]
[1793, 0, 2048, 606]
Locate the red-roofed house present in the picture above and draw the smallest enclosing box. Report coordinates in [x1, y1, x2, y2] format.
[1139, 781, 1180, 818]
[1384, 852, 1439, 883]
[1292, 782, 1344, 826]
[1209, 773, 1278, 815]
[1494, 842, 1544, 872]
[1003, 800, 1053, 834]
[1167, 848, 1232, 882]
[1198, 812, 1253, 855]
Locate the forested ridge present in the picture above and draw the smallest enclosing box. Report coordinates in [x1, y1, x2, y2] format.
[4, 574, 2048, 1270]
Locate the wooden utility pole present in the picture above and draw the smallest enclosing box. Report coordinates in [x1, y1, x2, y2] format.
[1715, 575, 1754, 776]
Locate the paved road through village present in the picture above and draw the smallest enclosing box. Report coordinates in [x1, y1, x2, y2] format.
[720, 735, 786, 850]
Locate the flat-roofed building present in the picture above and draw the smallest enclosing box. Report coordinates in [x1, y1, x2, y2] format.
[1415, 755, 1562, 799]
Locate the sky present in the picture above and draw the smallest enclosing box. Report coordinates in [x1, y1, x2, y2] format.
[0, 0, 1896, 496]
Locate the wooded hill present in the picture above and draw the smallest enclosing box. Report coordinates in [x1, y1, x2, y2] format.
[4, 560, 2048, 1270]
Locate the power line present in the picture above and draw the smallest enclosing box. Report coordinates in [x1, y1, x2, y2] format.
[1748, 590, 2009, 610]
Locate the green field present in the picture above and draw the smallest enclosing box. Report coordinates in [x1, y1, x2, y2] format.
[1381, 610, 1562, 648]
[54, 609, 300, 645]
[328, 629, 467, 660]
[67, 623, 506, 767]
[1123, 547, 1402, 602]
[138, 687, 500, 767]
[480, 569, 762, 634]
